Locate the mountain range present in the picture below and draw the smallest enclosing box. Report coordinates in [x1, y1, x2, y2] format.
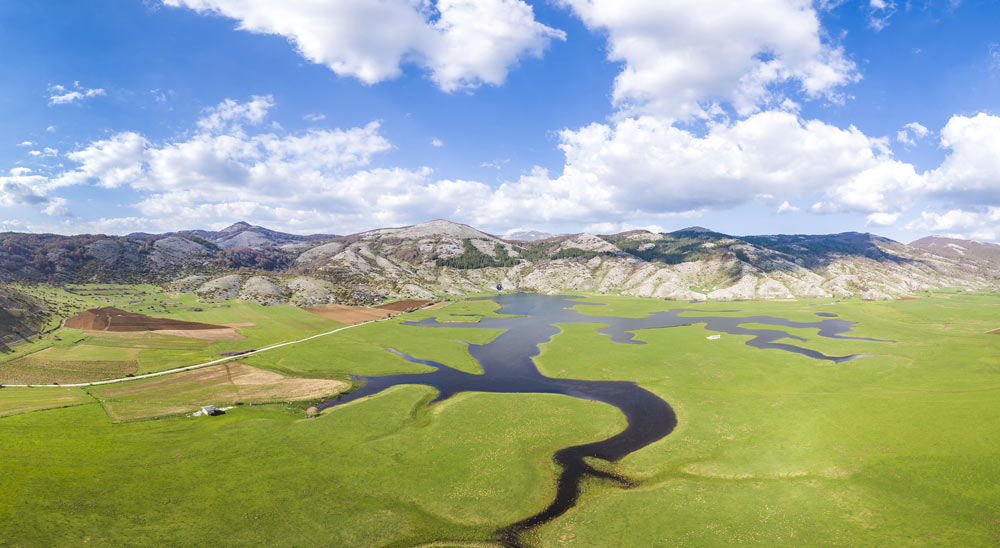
[2, 219, 999, 342]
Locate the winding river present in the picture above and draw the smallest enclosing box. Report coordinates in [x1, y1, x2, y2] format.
[316, 293, 891, 547]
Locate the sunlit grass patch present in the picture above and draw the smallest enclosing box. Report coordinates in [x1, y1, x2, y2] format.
[89, 362, 348, 422]
[0, 387, 93, 417]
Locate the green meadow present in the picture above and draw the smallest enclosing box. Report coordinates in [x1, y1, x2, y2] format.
[0, 388, 623, 547]
[1, 287, 999, 546]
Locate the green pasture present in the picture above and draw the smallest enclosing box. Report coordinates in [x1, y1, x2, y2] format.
[0, 290, 998, 546]
[0, 386, 91, 417]
[0, 387, 623, 547]
[526, 292, 1000, 547]
[243, 316, 503, 377]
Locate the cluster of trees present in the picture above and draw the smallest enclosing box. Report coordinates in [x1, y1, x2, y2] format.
[551, 248, 609, 260]
[516, 242, 614, 262]
[223, 247, 291, 270]
[609, 235, 716, 265]
[742, 233, 892, 267]
[434, 239, 626, 270]
[0, 234, 98, 279]
[0, 231, 302, 284]
[436, 240, 521, 269]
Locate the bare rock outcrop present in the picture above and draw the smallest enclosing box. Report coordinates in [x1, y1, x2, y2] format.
[196, 274, 243, 301]
[239, 276, 291, 306]
[167, 274, 209, 293]
[287, 276, 336, 306]
[150, 236, 208, 265]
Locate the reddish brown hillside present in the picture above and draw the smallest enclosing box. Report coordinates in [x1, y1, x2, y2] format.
[65, 307, 225, 332]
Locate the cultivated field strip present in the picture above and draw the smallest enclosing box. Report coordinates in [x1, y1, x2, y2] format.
[3, 314, 397, 388]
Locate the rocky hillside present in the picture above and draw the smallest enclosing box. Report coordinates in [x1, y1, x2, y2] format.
[128, 221, 336, 250]
[0, 287, 45, 352]
[0, 286, 93, 353]
[0, 224, 307, 283]
[909, 236, 1000, 267]
[173, 221, 999, 305]
[2, 220, 998, 310]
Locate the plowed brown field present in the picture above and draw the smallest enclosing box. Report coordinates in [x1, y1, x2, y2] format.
[374, 299, 436, 312]
[302, 304, 392, 324]
[66, 307, 225, 332]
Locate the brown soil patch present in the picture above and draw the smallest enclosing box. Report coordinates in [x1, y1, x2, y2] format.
[897, 297, 918, 301]
[66, 307, 225, 332]
[988, 328, 1000, 335]
[302, 304, 391, 324]
[424, 301, 450, 310]
[223, 322, 256, 327]
[151, 328, 244, 340]
[375, 299, 437, 312]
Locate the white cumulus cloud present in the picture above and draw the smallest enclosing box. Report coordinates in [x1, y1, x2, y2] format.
[0, 172, 49, 207]
[866, 211, 900, 226]
[197, 94, 274, 132]
[56, 132, 149, 189]
[28, 97, 459, 233]
[12, 94, 1000, 240]
[28, 147, 59, 158]
[48, 82, 106, 106]
[558, 0, 859, 120]
[905, 207, 1000, 241]
[481, 111, 899, 226]
[42, 197, 70, 217]
[164, 0, 565, 92]
[777, 201, 800, 214]
[867, 0, 896, 31]
[896, 121, 930, 145]
[924, 113, 1000, 204]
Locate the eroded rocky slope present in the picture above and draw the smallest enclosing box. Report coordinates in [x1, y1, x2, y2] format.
[3, 220, 998, 310]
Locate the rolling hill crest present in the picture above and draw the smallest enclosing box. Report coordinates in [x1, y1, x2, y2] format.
[2, 220, 998, 317]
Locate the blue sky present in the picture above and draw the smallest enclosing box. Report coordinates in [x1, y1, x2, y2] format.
[1, 0, 998, 241]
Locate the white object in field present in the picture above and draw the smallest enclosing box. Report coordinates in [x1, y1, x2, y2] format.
[201, 405, 218, 416]
[706, 334, 721, 340]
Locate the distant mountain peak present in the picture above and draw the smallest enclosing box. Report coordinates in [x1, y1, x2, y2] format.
[361, 219, 499, 241]
[674, 226, 713, 233]
[220, 221, 253, 233]
[2, 219, 998, 304]
[504, 229, 557, 241]
[910, 235, 1000, 266]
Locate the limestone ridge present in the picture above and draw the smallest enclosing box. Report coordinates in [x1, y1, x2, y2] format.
[127, 221, 337, 250]
[909, 236, 1000, 266]
[2, 220, 999, 308]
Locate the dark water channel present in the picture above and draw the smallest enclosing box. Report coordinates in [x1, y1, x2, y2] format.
[316, 294, 891, 547]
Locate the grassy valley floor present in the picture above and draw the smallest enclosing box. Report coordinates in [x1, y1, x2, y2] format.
[1, 289, 998, 546]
